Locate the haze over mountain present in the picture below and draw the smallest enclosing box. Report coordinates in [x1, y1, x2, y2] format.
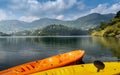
[0, 13, 115, 33]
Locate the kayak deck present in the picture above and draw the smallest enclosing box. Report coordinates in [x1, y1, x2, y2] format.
[31, 62, 120, 75]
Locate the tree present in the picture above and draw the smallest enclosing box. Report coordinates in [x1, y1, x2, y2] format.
[115, 11, 120, 18]
[99, 21, 108, 30]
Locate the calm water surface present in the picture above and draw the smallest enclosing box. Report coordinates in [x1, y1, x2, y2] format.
[0, 36, 120, 70]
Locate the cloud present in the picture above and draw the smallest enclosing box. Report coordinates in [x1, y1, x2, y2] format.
[1, 0, 120, 22]
[90, 2, 120, 14]
[56, 15, 64, 20]
[0, 9, 8, 20]
[0, 0, 79, 22]
[8, 0, 77, 15]
[5, 0, 81, 21]
[76, 1, 85, 11]
[0, 9, 16, 21]
[19, 16, 40, 22]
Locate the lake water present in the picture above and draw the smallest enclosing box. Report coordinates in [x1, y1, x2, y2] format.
[0, 36, 120, 71]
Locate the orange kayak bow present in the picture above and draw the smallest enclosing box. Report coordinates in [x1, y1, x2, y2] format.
[0, 50, 85, 75]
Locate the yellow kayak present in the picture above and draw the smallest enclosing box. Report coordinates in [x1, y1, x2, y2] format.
[31, 62, 120, 75]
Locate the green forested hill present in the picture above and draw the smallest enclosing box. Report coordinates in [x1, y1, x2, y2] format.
[39, 25, 87, 36]
[13, 24, 88, 36]
[92, 11, 120, 37]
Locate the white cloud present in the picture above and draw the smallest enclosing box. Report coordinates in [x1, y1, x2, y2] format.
[19, 16, 40, 22]
[0, 9, 16, 21]
[8, 0, 77, 15]
[90, 2, 120, 14]
[0, 9, 8, 20]
[5, 0, 80, 21]
[41, 0, 77, 12]
[77, 1, 85, 11]
[90, 4, 107, 13]
[0, 0, 87, 21]
[56, 15, 64, 20]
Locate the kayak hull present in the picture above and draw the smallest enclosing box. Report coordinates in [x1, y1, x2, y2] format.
[31, 62, 120, 75]
[0, 50, 85, 75]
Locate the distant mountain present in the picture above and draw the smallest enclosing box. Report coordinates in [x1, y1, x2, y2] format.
[30, 18, 64, 27]
[0, 13, 115, 33]
[72, 13, 115, 30]
[92, 11, 120, 37]
[30, 13, 115, 30]
[0, 32, 10, 36]
[0, 20, 29, 33]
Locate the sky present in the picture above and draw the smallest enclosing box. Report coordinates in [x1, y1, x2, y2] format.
[0, 0, 120, 22]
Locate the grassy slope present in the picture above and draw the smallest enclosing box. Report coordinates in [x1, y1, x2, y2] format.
[92, 17, 120, 37]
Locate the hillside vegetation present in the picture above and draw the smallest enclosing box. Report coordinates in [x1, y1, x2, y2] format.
[13, 24, 88, 36]
[92, 11, 120, 37]
[39, 25, 87, 36]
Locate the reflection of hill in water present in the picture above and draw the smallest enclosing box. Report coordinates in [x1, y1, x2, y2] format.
[93, 37, 120, 58]
[31, 37, 80, 50]
[38, 37, 78, 44]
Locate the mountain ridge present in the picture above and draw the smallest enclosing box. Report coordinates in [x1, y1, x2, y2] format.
[0, 13, 115, 33]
